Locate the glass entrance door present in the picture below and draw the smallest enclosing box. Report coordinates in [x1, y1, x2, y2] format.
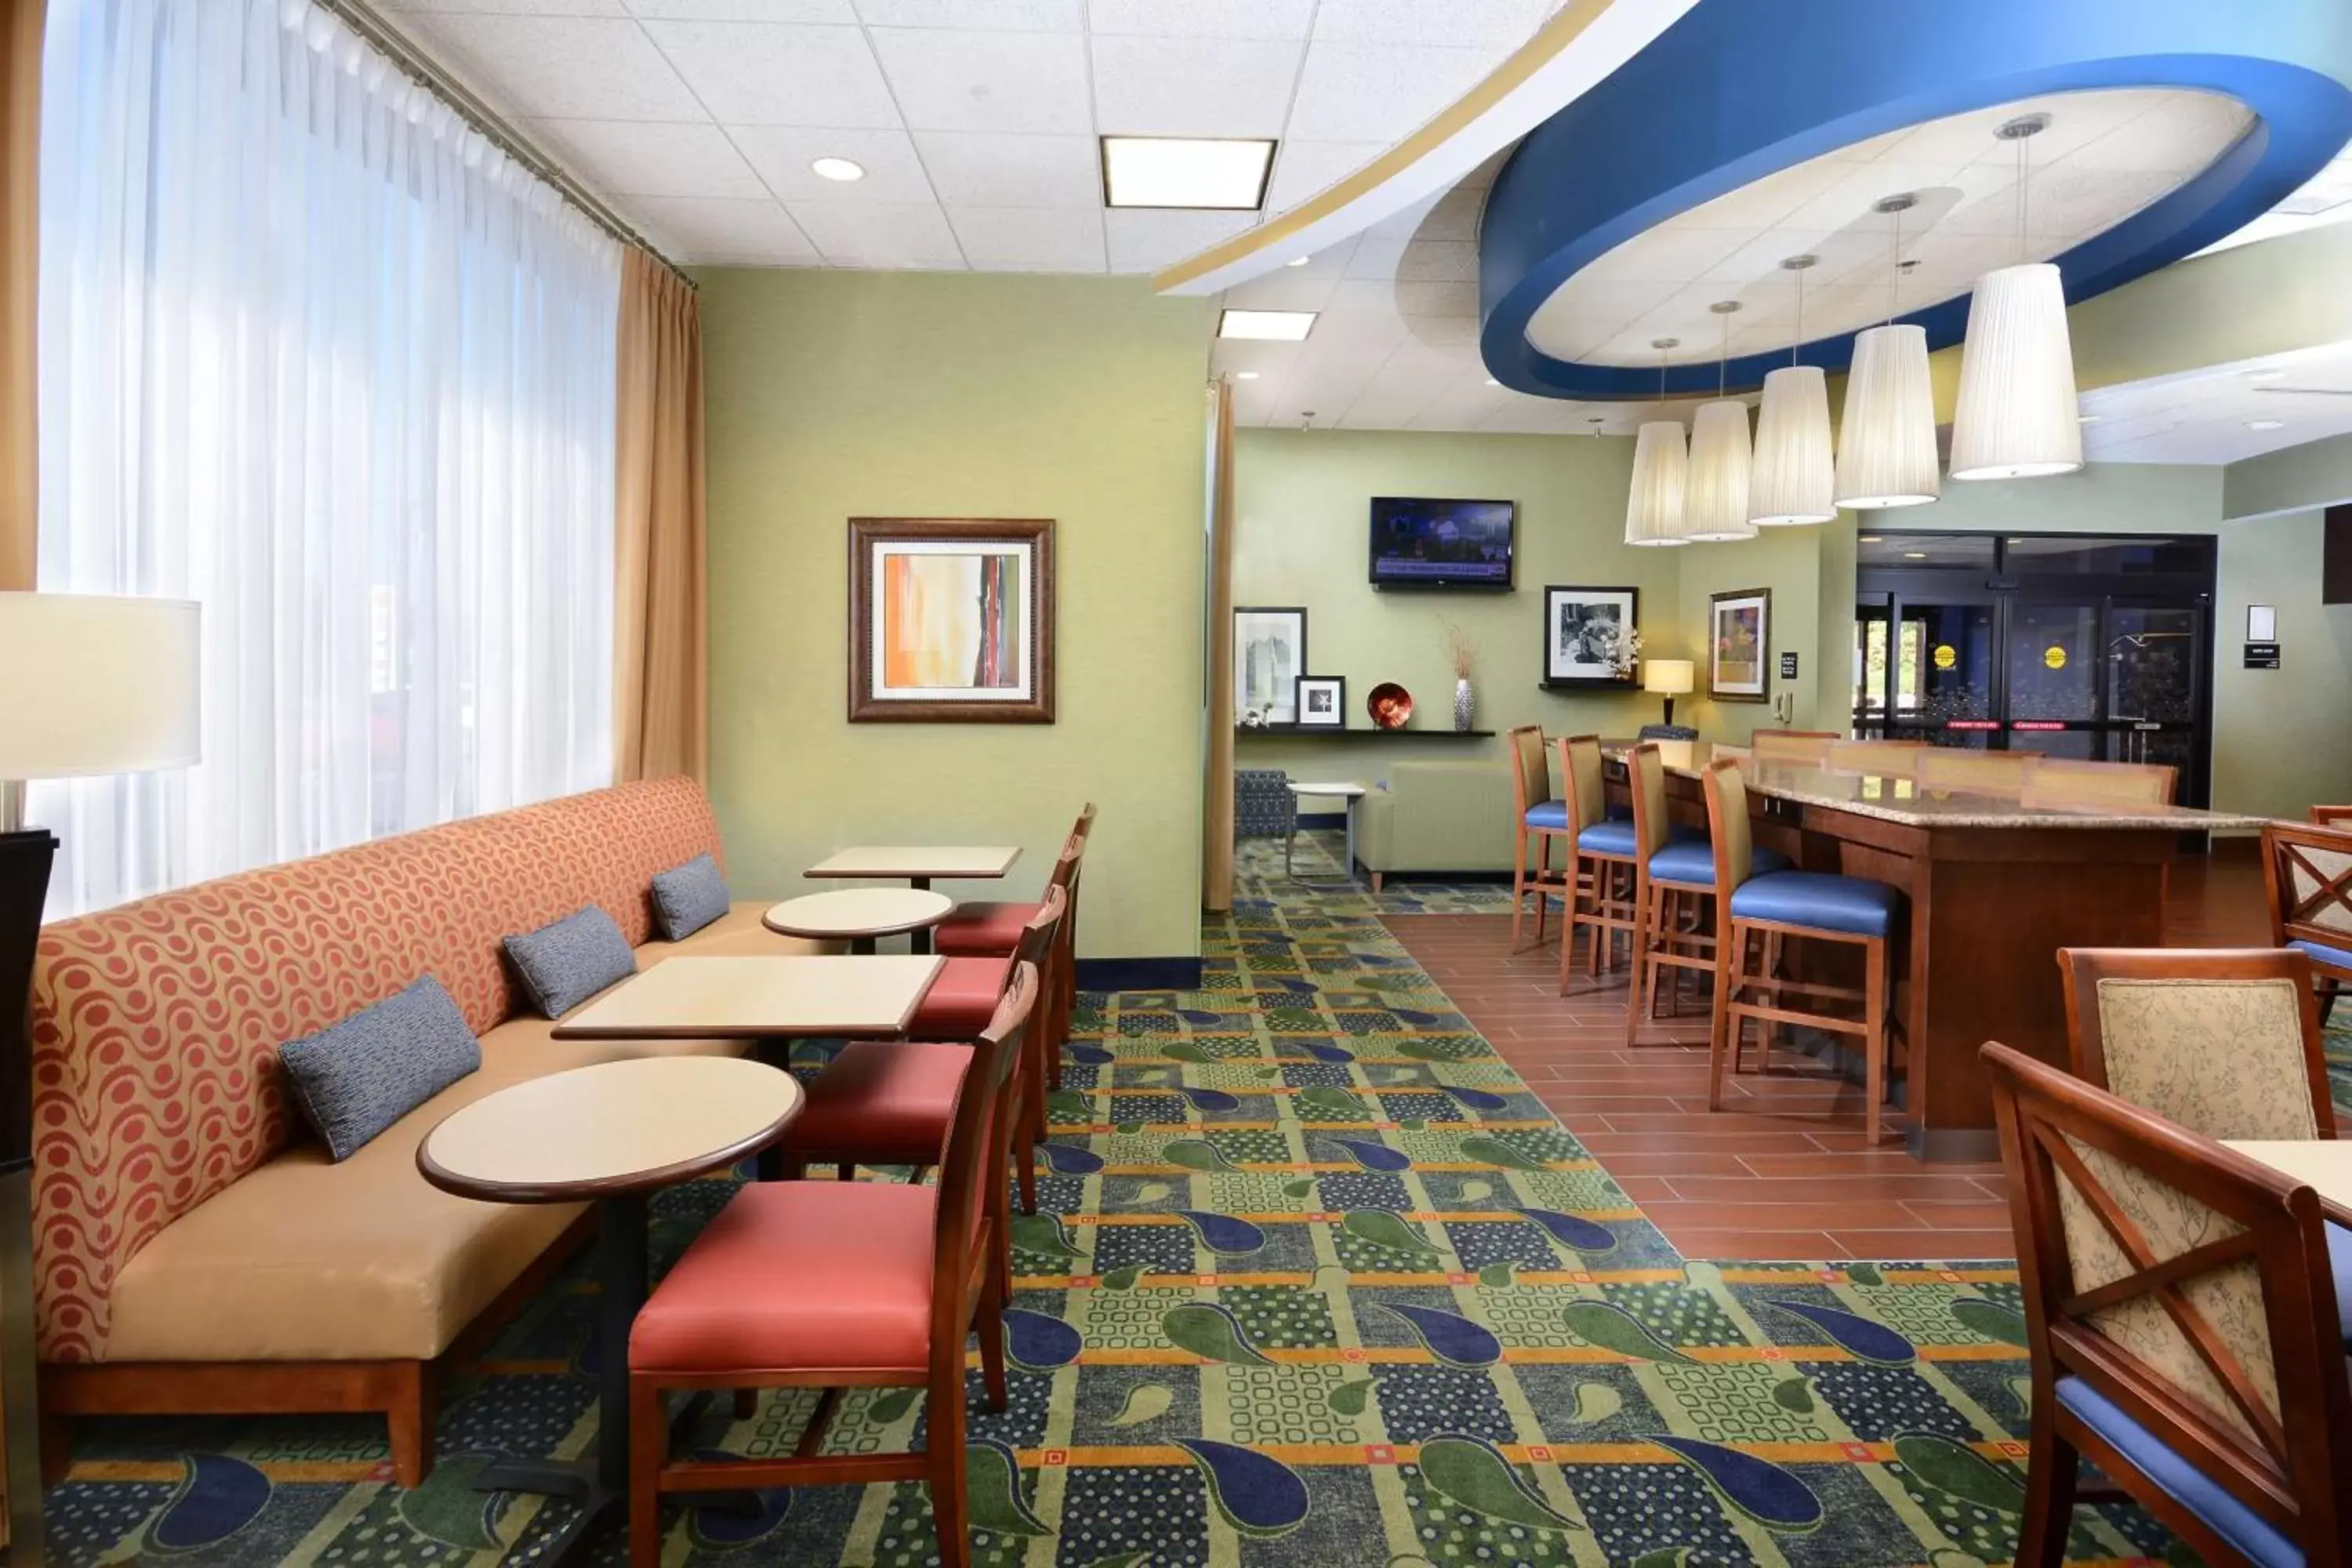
[2005, 600, 2100, 761]
[1852, 592, 1999, 748]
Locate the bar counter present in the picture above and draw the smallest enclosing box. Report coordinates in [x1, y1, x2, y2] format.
[1602, 742, 2269, 1162]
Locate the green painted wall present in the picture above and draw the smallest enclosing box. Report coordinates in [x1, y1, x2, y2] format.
[2211, 508, 2352, 821]
[1230, 430, 1671, 799]
[2223, 430, 2352, 521]
[699, 270, 1211, 959]
[1675, 523, 1824, 742]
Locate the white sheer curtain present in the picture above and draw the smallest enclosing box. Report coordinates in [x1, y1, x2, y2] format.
[34, 0, 622, 918]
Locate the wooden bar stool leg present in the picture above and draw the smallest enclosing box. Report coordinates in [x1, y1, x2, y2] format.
[629, 1378, 666, 1566]
[1708, 919, 1738, 1111]
[1509, 826, 1530, 949]
[1623, 877, 1653, 1046]
[1864, 933, 1889, 1147]
[1558, 857, 1584, 996]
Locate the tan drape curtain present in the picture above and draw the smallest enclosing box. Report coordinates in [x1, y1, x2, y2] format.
[612, 247, 708, 784]
[1, 0, 41, 595]
[1201, 378, 1236, 911]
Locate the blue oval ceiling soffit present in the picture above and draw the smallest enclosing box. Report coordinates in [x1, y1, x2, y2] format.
[1477, 0, 2352, 398]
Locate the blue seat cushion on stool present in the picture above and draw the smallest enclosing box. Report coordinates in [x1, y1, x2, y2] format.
[1726, 870, 1900, 938]
[2053, 1377, 2302, 1568]
[1525, 802, 1570, 830]
[1645, 840, 1786, 887]
[2292, 937, 2352, 975]
[2328, 1221, 2352, 1347]
[1581, 819, 1704, 857]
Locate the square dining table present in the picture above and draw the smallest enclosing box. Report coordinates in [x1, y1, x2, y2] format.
[552, 954, 944, 1040]
[803, 844, 1022, 892]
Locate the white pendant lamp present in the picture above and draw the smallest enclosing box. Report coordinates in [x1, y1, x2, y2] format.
[1834, 194, 1940, 510]
[1684, 300, 1756, 542]
[1950, 115, 2082, 481]
[1748, 255, 1837, 525]
[1624, 337, 1691, 546]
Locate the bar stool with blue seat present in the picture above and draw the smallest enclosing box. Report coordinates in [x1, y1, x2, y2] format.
[1621, 742, 1761, 1046]
[1507, 724, 1573, 952]
[1555, 734, 1637, 989]
[1699, 758, 1904, 1144]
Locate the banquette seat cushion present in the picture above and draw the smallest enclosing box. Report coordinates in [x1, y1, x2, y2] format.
[29, 779, 826, 1367]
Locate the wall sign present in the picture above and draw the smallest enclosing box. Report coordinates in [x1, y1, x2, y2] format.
[1933, 644, 1956, 670]
[2245, 641, 2281, 670]
[2042, 645, 2067, 670]
[1779, 651, 1798, 680]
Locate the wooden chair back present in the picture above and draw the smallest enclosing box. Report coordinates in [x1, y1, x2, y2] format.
[933, 960, 1040, 1363]
[1983, 1041, 2352, 1564]
[1625, 742, 1673, 859]
[1558, 734, 1606, 840]
[2057, 947, 2333, 1141]
[1750, 729, 1838, 764]
[2312, 804, 2352, 830]
[1823, 739, 1927, 779]
[2262, 819, 2352, 960]
[1915, 748, 2033, 795]
[1508, 724, 1552, 815]
[2021, 758, 2177, 810]
[1700, 760, 1761, 893]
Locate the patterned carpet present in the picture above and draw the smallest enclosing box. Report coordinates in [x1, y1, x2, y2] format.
[39, 841, 2203, 1566]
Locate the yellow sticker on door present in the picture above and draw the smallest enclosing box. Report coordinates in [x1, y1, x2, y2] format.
[1933, 644, 1956, 670]
[2043, 645, 2067, 670]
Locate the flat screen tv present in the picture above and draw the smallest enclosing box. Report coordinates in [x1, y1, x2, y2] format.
[1368, 497, 1515, 590]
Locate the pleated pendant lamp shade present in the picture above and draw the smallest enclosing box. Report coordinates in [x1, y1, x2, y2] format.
[1834, 323, 1940, 509]
[1947, 262, 2082, 481]
[1682, 400, 1755, 541]
[1748, 365, 1836, 524]
[1623, 421, 1690, 546]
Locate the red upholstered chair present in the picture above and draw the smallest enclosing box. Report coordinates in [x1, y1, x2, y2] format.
[626, 963, 1039, 1568]
[785, 886, 1064, 1220]
[934, 805, 1092, 1087]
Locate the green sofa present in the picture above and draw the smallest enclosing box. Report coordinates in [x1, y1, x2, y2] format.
[1355, 758, 1524, 887]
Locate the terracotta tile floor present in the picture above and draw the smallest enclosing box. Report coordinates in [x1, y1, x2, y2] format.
[1386, 844, 2272, 1261]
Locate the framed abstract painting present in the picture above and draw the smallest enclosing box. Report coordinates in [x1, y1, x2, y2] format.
[848, 517, 1055, 723]
[1708, 586, 1770, 702]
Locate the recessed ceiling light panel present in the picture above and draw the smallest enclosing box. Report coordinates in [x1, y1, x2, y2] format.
[2246, 418, 2285, 430]
[1218, 309, 1316, 342]
[1102, 136, 1276, 210]
[811, 157, 866, 183]
[1233, 370, 1260, 380]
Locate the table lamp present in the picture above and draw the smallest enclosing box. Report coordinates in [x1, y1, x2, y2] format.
[0, 593, 199, 1566]
[1643, 658, 1696, 729]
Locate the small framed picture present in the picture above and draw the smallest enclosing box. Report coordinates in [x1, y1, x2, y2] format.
[1294, 675, 1346, 728]
[1708, 587, 1771, 702]
[1234, 606, 1308, 726]
[1542, 585, 1639, 688]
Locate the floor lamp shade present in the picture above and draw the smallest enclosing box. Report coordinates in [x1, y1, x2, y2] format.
[0, 593, 201, 778]
[1833, 324, 1940, 510]
[1748, 365, 1836, 524]
[1682, 400, 1756, 542]
[1947, 262, 2083, 481]
[1623, 421, 1690, 546]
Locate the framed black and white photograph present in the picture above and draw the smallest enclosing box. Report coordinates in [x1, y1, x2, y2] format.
[1294, 675, 1345, 728]
[1542, 585, 1639, 688]
[1234, 606, 1308, 726]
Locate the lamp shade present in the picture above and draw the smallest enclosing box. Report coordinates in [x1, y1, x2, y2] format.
[1623, 420, 1690, 546]
[1682, 400, 1756, 542]
[1947, 262, 2082, 481]
[1748, 365, 1836, 524]
[1642, 658, 1695, 695]
[0, 593, 201, 778]
[1833, 323, 1940, 510]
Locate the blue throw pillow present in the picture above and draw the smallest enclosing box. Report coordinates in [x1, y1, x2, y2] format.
[651, 852, 731, 941]
[279, 977, 480, 1163]
[504, 905, 636, 1018]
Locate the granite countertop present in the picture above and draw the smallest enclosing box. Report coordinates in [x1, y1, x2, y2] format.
[1602, 740, 2273, 832]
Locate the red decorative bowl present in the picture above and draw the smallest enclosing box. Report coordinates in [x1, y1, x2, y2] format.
[1367, 682, 1413, 731]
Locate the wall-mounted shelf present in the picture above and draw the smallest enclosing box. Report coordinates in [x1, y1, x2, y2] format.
[1236, 727, 1495, 740]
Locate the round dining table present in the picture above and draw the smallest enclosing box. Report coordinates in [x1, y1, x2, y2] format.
[417, 1054, 803, 1565]
[762, 886, 954, 955]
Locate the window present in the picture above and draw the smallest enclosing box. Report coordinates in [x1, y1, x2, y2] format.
[34, 0, 622, 916]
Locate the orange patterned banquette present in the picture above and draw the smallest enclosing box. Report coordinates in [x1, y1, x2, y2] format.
[29, 777, 804, 1486]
